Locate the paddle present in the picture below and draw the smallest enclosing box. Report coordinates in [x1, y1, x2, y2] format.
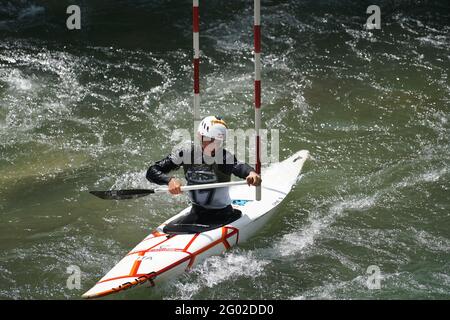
[89, 180, 249, 200]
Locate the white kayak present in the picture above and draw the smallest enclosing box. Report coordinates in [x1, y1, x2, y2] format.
[82, 150, 309, 299]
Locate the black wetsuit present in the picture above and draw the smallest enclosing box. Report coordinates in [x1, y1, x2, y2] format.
[146, 143, 254, 223]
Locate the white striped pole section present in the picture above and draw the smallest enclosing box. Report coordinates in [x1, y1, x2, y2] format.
[193, 0, 201, 133]
[254, 0, 262, 201]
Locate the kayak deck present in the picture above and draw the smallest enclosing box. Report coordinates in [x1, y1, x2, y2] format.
[81, 225, 240, 299]
[163, 209, 242, 234]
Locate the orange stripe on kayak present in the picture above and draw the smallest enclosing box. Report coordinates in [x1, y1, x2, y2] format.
[225, 226, 239, 245]
[221, 227, 231, 249]
[184, 233, 200, 252]
[187, 256, 196, 270]
[129, 252, 144, 276]
[142, 231, 166, 242]
[97, 273, 153, 285]
[223, 239, 231, 249]
[150, 228, 238, 275]
[150, 248, 186, 253]
[127, 235, 175, 256]
[152, 231, 164, 237]
[95, 228, 239, 288]
[186, 227, 237, 259]
[87, 273, 156, 298]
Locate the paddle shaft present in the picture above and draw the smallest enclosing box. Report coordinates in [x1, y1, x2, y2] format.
[154, 180, 248, 193]
[89, 180, 250, 200]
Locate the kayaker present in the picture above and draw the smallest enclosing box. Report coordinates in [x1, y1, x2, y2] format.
[146, 116, 261, 224]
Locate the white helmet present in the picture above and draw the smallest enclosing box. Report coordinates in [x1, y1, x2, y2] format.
[197, 116, 228, 141]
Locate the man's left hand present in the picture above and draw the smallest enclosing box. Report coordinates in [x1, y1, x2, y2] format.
[246, 171, 262, 186]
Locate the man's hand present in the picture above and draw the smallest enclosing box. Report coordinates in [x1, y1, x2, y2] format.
[168, 178, 182, 195]
[246, 171, 262, 186]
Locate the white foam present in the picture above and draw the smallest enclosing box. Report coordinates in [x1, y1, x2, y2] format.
[168, 250, 269, 299]
[196, 252, 269, 288]
[292, 266, 443, 301]
[412, 228, 450, 253]
[291, 274, 368, 300]
[417, 35, 449, 49]
[274, 195, 377, 257]
[5, 69, 34, 91]
[394, 167, 447, 189]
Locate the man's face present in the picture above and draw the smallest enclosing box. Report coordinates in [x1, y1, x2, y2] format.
[201, 136, 219, 156]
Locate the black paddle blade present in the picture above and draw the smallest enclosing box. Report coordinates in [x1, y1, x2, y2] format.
[89, 189, 154, 200]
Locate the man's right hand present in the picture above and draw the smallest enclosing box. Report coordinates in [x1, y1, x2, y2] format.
[168, 178, 182, 195]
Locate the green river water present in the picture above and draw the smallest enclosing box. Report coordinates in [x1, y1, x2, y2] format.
[0, 0, 449, 299]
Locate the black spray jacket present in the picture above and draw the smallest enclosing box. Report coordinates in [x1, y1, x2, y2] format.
[146, 144, 255, 209]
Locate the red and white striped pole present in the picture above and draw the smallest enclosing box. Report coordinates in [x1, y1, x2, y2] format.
[193, 0, 201, 134]
[254, 0, 262, 201]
